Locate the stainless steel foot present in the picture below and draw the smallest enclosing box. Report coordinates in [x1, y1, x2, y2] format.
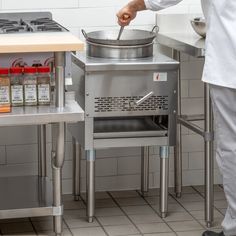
[176, 192, 182, 198]
[74, 195, 81, 201]
[160, 146, 169, 219]
[88, 216, 94, 223]
[206, 221, 213, 228]
[161, 212, 167, 218]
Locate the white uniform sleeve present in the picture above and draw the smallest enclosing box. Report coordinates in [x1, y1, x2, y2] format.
[144, 0, 183, 11]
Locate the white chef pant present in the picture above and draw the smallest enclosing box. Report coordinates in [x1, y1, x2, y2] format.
[210, 84, 236, 236]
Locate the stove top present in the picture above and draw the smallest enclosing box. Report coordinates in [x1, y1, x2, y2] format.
[0, 12, 67, 34]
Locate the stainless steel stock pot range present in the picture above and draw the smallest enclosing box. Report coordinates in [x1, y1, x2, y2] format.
[82, 26, 159, 59]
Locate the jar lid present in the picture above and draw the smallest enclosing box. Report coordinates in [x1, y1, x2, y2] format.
[37, 66, 50, 73]
[10, 67, 23, 74]
[24, 67, 37, 74]
[0, 68, 9, 75]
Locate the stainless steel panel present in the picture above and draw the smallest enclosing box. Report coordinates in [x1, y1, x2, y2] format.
[157, 33, 205, 58]
[0, 176, 63, 219]
[0, 12, 52, 21]
[85, 70, 177, 117]
[93, 117, 167, 138]
[94, 136, 168, 149]
[72, 53, 179, 72]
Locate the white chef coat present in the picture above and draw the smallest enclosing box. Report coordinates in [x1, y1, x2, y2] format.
[144, 0, 236, 89]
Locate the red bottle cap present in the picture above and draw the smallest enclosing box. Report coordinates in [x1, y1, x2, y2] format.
[10, 67, 23, 74]
[24, 67, 37, 74]
[0, 68, 9, 75]
[37, 66, 50, 73]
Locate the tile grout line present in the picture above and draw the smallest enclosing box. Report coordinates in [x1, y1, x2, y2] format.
[169, 186, 222, 231]
[77, 194, 110, 236]
[29, 217, 38, 235]
[169, 191, 208, 230]
[107, 191, 144, 235]
[135, 190, 177, 236]
[191, 185, 225, 217]
[62, 218, 74, 236]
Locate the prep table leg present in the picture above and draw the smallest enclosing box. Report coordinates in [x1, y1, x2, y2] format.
[160, 146, 169, 218]
[52, 123, 65, 236]
[52, 52, 66, 236]
[204, 83, 214, 228]
[141, 146, 150, 196]
[172, 50, 182, 198]
[38, 124, 47, 177]
[38, 124, 47, 205]
[86, 150, 95, 223]
[72, 137, 81, 201]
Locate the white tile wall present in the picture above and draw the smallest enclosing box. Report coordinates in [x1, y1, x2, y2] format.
[0, 0, 222, 194]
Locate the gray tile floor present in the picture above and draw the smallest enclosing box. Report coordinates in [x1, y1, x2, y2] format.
[0, 185, 226, 236]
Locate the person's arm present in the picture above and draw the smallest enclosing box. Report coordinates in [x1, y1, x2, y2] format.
[117, 0, 183, 26]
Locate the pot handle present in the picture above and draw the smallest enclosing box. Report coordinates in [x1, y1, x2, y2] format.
[81, 29, 88, 40]
[151, 25, 159, 34]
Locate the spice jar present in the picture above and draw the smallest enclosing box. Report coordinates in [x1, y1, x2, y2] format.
[10, 67, 24, 106]
[37, 67, 51, 105]
[23, 67, 37, 106]
[0, 68, 11, 113]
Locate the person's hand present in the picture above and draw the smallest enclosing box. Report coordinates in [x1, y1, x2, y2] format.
[117, 0, 146, 26]
[116, 6, 135, 26]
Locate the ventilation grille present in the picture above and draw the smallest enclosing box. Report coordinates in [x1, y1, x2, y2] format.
[94, 96, 168, 113]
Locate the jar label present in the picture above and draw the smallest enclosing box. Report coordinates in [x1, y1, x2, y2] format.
[24, 84, 37, 103]
[11, 85, 23, 104]
[38, 84, 50, 102]
[0, 86, 10, 104]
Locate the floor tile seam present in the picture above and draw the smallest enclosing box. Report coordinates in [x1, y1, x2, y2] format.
[191, 186, 225, 217]
[107, 191, 144, 235]
[62, 218, 73, 236]
[89, 209, 109, 235]
[77, 194, 109, 236]
[29, 217, 38, 235]
[135, 190, 177, 235]
[169, 193, 210, 230]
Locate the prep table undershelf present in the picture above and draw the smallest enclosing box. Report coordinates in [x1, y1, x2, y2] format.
[0, 101, 84, 126]
[0, 176, 60, 219]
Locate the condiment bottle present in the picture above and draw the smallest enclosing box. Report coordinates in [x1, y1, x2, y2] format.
[0, 68, 11, 113]
[10, 67, 24, 106]
[37, 67, 51, 105]
[23, 67, 37, 106]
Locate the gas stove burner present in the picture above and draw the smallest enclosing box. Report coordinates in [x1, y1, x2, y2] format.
[3, 26, 25, 33]
[0, 20, 18, 25]
[30, 17, 53, 25]
[0, 13, 67, 34]
[37, 25, 63, 32]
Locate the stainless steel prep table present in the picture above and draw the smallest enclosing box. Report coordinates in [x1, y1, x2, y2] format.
[0, 14, 84, 235]
[157, 32, 214, 228]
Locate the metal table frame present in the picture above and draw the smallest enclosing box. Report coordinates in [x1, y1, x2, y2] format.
[0, 51, 84, 236]
[157, 33, 214, 227]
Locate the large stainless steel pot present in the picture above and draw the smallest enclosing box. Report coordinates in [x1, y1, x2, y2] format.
[82, 26, 158, 46]
[82, 26, 158, 59]
[86, 41, 153, 59]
